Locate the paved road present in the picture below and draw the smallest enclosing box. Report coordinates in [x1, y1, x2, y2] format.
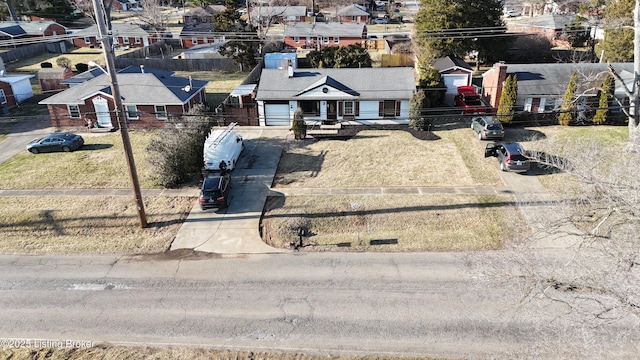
[0, 252, 636, 358]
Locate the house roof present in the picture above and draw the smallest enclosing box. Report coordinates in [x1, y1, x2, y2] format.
[72, 23, 149, 38]
[337, 5, 370, 16]
[0, 21, 65, 37]
[0, 74, 34, 84]
[432, 56, 472, 73]
[284, 22, 366, 38]
[180, 22, 215, 37]
[37, 67, 72, 79]
[490, 62, 633, 97]
[185, 6, 221, 16]
[256, 67, 415, 101]
[251, 6, 308, 17]
[510, 13, 575, 30]
[39, 66, 208, 106]
[60, 68, 105, 86]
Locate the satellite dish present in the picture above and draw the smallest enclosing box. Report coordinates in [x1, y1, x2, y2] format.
[183, 85, 191, 92]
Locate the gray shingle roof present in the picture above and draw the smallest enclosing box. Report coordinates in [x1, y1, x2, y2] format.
[499, 62, 633, 96]
[284, 22, 366, 38]
[510, 13, 575, 30]
[251, 6, 308, 17]
[256, 67, 415, 101]
[72, 23, 149, 38]
[39, 67, 208, 106]
[337, 5, 370, 16]
[0, 21, 64, 37]
[432, 56, 472, 72]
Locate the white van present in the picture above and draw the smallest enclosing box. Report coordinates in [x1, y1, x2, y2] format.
[203, 122, 244, 171]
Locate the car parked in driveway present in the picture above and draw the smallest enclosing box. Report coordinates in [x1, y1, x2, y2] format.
[199, 172, 231, 210]
[484, 142, 531, 172]
[471, 116, 504, 140]
[26, 132, 84, 154]
[371, 17, 389, 24]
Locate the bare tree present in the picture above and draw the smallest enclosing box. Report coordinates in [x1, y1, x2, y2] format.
[137, 0, 172, 35]
[472, 134, 640, 356]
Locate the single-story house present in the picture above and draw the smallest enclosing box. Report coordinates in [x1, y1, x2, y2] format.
[72, 23, 150, 48]
[507, 13, 577, 47]
[255, 67, 415, 126]
[284, 22, 366, 50]
[250, 6, 308, 25]
[0, 73, 35, 109]
[337, 4, 370, 23]
[481, 62, 633, 114]
[0, 21, 67, 43]
[112, 0, 140, 11]
[432, 56, 474, 105]
[179, 22, 221, 49]
[38, 67, 74, 92]
[39, 66, 208, 129]
[182, 5, 224, 25]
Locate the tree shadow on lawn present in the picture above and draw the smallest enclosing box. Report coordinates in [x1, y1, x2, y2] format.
[273, 151, 326, 184]
[79, 144, 114, 151]
[330, 124, 441, 141]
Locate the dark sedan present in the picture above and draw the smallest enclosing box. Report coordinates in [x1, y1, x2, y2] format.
[27, 133, 84, 154]
[199, 172, 231, 210]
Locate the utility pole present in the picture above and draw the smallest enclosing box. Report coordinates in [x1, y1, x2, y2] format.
[91, 0, 148, 228]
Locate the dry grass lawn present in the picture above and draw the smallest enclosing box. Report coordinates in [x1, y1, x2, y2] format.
[0, 195, 193, 254]
[265, 128, 523, 251]
[5, 48, 133, 74]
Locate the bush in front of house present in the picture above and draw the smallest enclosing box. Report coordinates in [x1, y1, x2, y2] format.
[40, 62, 53, 68]
[76, 63, 89, 73]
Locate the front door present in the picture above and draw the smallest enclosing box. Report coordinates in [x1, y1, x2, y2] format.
[327, 101, 337, 120]
[92, 97, 112, 127]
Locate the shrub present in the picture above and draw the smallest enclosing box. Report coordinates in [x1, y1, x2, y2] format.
[291, 108, 306, 140]
[75, 63, 89, 72]
[56, 57, 71, 68]
[40, 62, 53, 68]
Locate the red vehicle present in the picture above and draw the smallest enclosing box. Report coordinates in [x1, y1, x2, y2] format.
[454, 86, 487, 114]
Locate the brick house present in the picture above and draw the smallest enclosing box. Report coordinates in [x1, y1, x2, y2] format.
[283, 22, 366, 50]
[336, 5, 370, 24]
[38, 67, 74, 92]
[72, 23, 150, 48]
[507, 13, 576, 47]
[0, 73, 35, 109]
[39, 66, 208, 129]
[0, 21, 67, 43]
[250, 6, 308, 25]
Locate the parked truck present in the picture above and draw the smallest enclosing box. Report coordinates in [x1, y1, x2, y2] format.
[203, 122, 244, 172]
[454, 86, 487, 114]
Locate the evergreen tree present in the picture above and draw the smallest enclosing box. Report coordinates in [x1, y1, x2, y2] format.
[497, 75, 517, 123]
[416, 54, 444, 107]
[216, 0, 259, 71]
[558, 71, 578, 126]
[595, 0, 634, 62]
[414, 0, 511, 64]
[408, 90, 429, 130]
[593, 73, 613, 125]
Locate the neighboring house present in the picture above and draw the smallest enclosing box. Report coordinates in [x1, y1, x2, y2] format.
[255, 67, 415, 126]
[250, 6, 308, 25]
[284, 22, 366, 50]
[0, 73, 35, 109]
[178, 41, 229, 59]
[481, 62, 633, 114]
[507, 13, 576, 47]
[0, 21, 67, 44]
[336, 4, 370, 23]
[39, 66, 208, 129]
[181, 5, 223, 25]
[112, 0, 140, 11]
[72, 23, 150, 48]
[179, 22, 221, 49]
[432, 56, 474, 105]
[38, 67, 74, 92]
[520, 0, 580, 17]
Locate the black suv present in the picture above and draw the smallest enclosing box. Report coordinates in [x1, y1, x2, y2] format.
[484, 142, 531, 172]
[199, 172, 231, 210]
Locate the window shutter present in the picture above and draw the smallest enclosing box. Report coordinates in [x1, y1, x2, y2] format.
[338, 102, 343, 116]
[395, 101, 401, 116]
[355, 102, 360, 116]
[379, 101, 384, 116]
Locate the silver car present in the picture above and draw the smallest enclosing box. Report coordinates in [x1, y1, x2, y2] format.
[484, 142, 531, 172]
[471, 116, 504, 140]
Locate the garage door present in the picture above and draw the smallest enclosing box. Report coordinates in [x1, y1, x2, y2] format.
[265, 104, 291, 126]
[442, 74, 469, 105]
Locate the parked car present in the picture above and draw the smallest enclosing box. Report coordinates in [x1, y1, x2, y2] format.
[199, 172, 231, 210]
[371, 17, 389, 24]
[471, 116, 504, 140]
[484, 142, 531, 172]
[26, 132, 84, 154]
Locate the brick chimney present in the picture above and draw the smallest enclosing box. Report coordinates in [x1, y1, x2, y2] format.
[482, 62, 508, 110]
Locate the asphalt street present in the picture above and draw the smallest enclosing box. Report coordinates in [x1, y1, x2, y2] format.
[1, 252, 637, 359]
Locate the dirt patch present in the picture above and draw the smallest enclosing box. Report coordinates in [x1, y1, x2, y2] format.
[324, 124, 440, 141]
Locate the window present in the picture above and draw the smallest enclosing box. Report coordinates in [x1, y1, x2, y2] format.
[123, 37, 129, 44]
[334, 36, 339, 44]
[381, 100, 398, 117]
[126, 105, 139, 120]
[84, 37, 91, 45]
[134, 37, 141, 44]
[523, 98, 533, 112]
[294, 36, 300, 43]
[306, 36, 311, 43]
[67, 104, 80, 118]
[0, 90, 6, 104]
[343, 101, 354, 115]
[155, 105, 167, 119]
[192, 37, 198, 44]
[203, 37, 208, 43]
[299, 101, 320, 116]
[324, 37, 330, 44]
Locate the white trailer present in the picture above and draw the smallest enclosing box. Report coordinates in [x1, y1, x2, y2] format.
[203, 122, 244, 171]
